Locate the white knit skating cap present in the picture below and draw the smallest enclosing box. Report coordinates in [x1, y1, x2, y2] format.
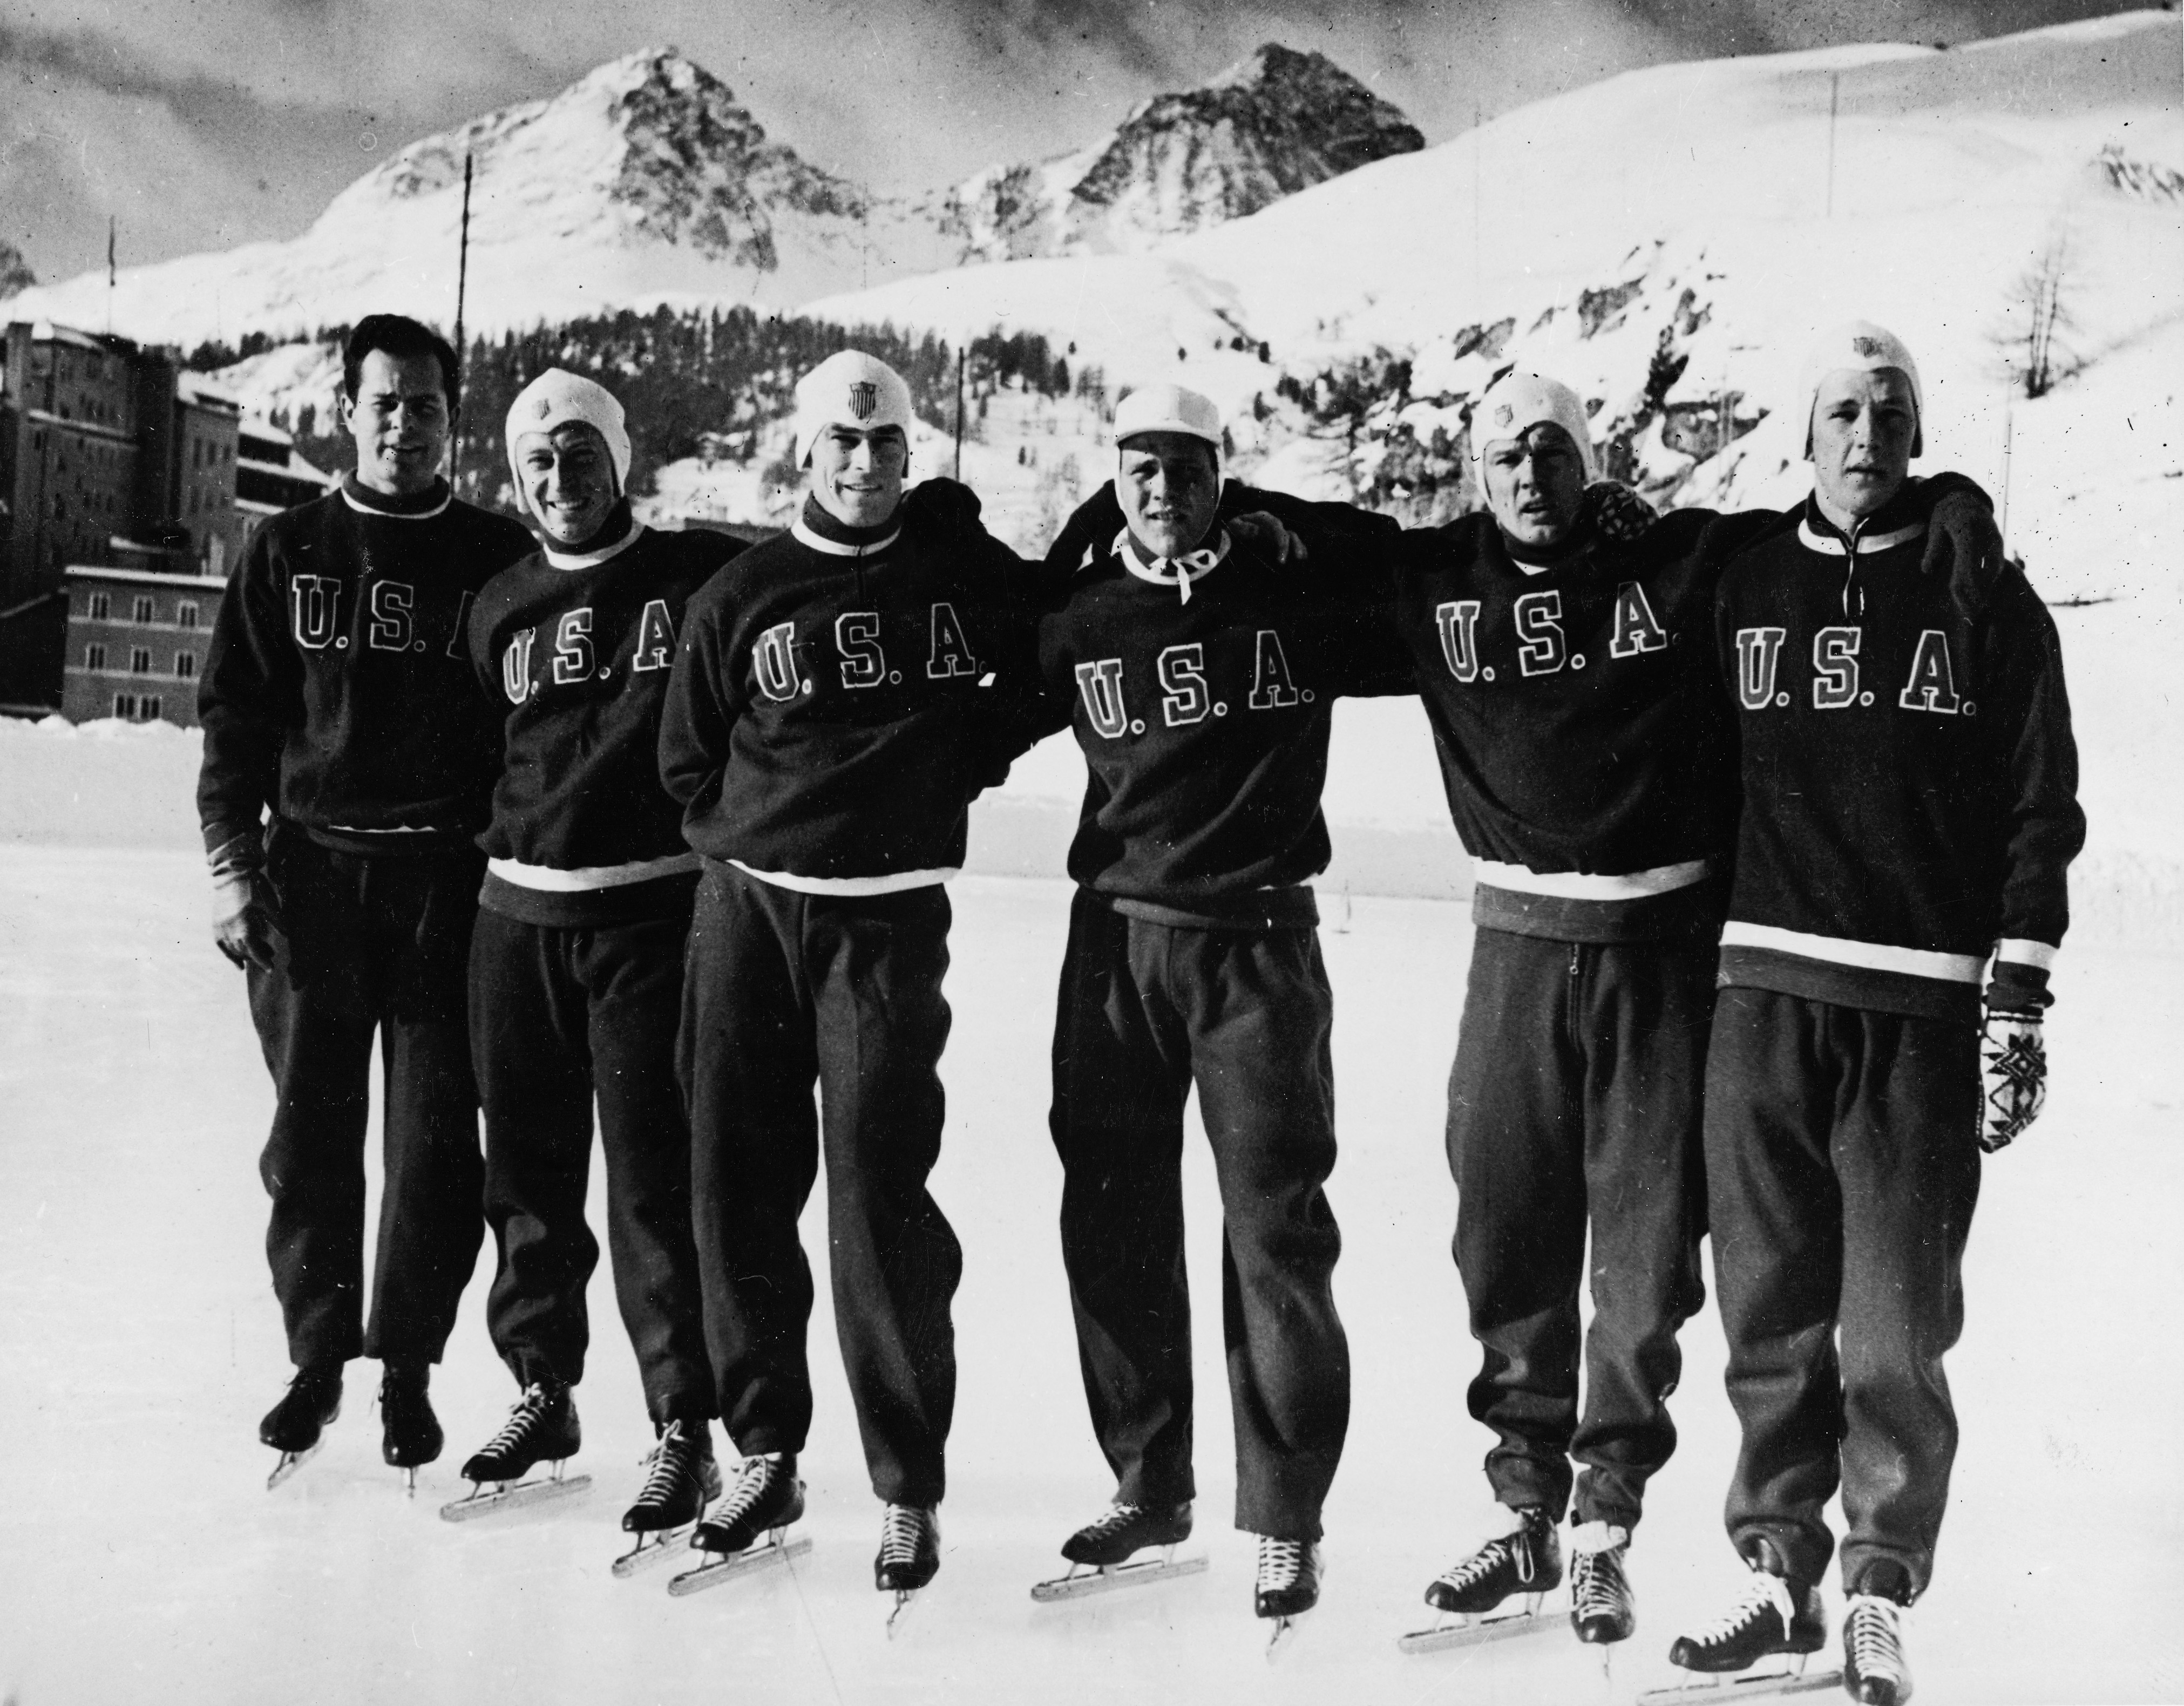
[1798, 320, 1924, 458]
[505, 369, 632, 517]
[794, 351, 914, 466]
[1113, 384, 1224, 471]
[1469, 373, 1598, 482]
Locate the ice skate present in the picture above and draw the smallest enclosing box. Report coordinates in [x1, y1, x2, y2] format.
[377, 1362, 441, 1493]
[1032, 1500, 1206, 1602]
[261, 1362, 342, 1490]
[1400, 1505, 1563, 1655]
[877, 1504, 940, 1635]
[1841, 1591, 1913, 1705]
[1570, 1522, 1637, 1645]
[439, 1379, 591, 1521]
[611, 1419, 721, 1579]
[1256, 1534, 1324, 1659]
[668, 1454, 808, 1598]
[1641, 1544, 1837, 1704]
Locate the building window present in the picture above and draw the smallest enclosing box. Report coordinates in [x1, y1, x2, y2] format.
[132, 596, 154, 623]
[174, 651, 197, 681]
[84, 643, 107, 671]
[178, 601, 200, 629]
[130, 647, 152, 675]
[140, 696, 162, 722]
[89, 592, 111, 620]
[112, 692, 135, 719]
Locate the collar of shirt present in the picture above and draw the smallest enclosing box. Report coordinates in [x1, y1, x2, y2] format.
[1113, 527, 1231, 604]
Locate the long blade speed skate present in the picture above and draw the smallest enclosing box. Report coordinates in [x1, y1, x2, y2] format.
[439, 1461, 593, 1523]
[1257, 1537, 1324, 1661]
[1647, 1548, 1836, 1705]
[265, 1442, 323, 1491]
[1398, 1592, 1558, 1655]
[667, 1531, 811, 1597]
[1033, 1548, 1210, 1602]
[1636, 1659, 1843, 1705]
[612, 1527, 695, 1579]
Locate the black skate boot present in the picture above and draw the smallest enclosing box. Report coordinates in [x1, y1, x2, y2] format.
[1842, 1562, 1914, 1705]
[692, 1454, 805, 1555]
[261, 1361, 342, 1488]
[1254, 1534, 1324, 1622]
[260, 1361, 343, 1453]
[1425, 1505, 1563, 1615]
[876, 1504, 941, 1595]
[1666, 1540, 1827, 1676]
[622, 1419, 721, 1534]
[1062, 1500, 1194, 1567]
[379, 1362, 442, 1486]
[1569, 1523, 1636, 1644]
[459, 1379, 581, 1485]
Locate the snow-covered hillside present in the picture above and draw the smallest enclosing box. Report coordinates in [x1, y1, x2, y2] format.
[6, 50, 958, 347]
[930, 45, 1421, 264]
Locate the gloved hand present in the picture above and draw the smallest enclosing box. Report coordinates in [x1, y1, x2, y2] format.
[1919, 481, 2005, 617]
[1581, 480, 1659, 544]
[210, 833, 287, 974]
[1976, 1009, 2047, 1153]
[1228, 511, 1306, 562]
[900, 476, 985, 542]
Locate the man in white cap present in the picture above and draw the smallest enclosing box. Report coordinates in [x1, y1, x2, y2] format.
[1665, 323, 2081, 1706]
[659, 349, 1029, 1612]
[1020, 383, 1407, 1637]
[445, 370, 741, 1555]
[198, 314, 534, 1487]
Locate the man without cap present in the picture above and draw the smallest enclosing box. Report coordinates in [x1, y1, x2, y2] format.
[1020, 383, 1407, 1631]
[1664, 323, 2081, 1706]
[658, 350, 1030, 1605]
[448, 370, 739, 1546]
[198, 314, 535, 1483]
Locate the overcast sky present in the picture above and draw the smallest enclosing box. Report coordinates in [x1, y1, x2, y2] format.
[1, 0, 2154, 286]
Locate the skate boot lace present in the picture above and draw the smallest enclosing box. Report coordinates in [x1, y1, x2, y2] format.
[1436, 1523, 1534, 1594]
[1846, 1595, 1906, 1684]
[478, 1383, 553, 1459]
[1256, 1534, 1307, 1591]
[633, 1421, 698, 1508]
[879, 1504, 935, 1567]
[1079, 1503, 1147, 1544]
[1688, 1569, 1799, 1648]
[714, 1456, 786, 1528]
[1571, 1546, 1626, 1620]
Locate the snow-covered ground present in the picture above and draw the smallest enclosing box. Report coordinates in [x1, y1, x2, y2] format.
[0, 848, 2178, 1705]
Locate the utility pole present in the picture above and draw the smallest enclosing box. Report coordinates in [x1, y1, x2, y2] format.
[1824, 72, 1841, 219]
[953, 346, 966, 481]
[450, 152, 474, 493]
[1998, 398, 2016, 556]
[105, 217, 116, 335]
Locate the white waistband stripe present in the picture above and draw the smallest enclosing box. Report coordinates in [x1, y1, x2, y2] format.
[489, 852, 698, 892]
[1721, 921, 1984, 983]
[730, 861, 954, 896]
[1995, 937, 2059, 970]
[1474, 858, 1710, 901]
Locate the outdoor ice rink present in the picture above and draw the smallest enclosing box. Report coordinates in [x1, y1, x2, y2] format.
[3, 843, 2178, 1705]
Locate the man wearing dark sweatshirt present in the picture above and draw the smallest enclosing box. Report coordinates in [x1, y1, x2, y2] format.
[197, 314, 534, 1484]
[658, 350, 1027, 1608]
[452, 370, 737, 1550]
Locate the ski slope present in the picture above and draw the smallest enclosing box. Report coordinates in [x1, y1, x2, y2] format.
[0, 846, 2178, 1705]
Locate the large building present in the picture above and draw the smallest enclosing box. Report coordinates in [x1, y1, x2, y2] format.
[0, 319, 330, 722]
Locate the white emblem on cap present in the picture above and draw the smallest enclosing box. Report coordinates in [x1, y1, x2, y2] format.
[1494, 404, 1514, 427]
[1851, 336, 1883, 358]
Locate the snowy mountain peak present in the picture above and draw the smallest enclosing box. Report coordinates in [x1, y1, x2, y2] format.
[938, 43, 1423, 263]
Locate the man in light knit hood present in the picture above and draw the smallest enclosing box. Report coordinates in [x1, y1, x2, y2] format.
[1665, 322, 2081, 1706]
[659, 349, 1032, 1612]
[445, 369, 740, 1555]
[198, 314, 535, 1490]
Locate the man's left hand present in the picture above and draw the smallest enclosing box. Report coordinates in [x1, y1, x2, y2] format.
[1229, 511, 1306, 562]
[1977, 1010, 2047, 1153]
[1921, 485, 2005, 616]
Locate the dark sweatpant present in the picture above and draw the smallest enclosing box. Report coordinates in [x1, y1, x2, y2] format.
[1447, 928, 1712, 1531]
[679, 860, 961, 1507]
[469, 903, 713, 1422]
[247, 827, 486, 1369]
[1703, 987, 1980, 1599]
[1049, 889, 1350, 1542]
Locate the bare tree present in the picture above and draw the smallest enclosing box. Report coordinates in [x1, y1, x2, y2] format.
[1997, 226, 2081, 399]
[0, 239, 35, 301]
